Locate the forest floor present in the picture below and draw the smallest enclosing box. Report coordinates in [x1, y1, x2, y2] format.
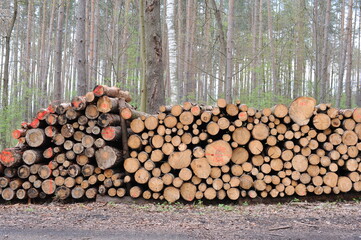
[0, 198, 361, 240]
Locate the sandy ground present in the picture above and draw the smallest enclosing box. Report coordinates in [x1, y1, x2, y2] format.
[0, 199, 361, 240]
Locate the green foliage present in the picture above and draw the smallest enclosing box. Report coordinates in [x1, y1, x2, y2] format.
[218, 204, 234, 211]
[0, 99, 26, 149]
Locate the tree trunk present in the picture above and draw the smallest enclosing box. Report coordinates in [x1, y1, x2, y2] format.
[2, 0, 17, 110]
[251, 0, 259, 94]
[336, 0, 346, 108]
[166, 0, 177, 104]
[319, 0, 331, 103]
[24, 0, 33, 120]
[294, 0, 306, 99]
[345, 0, 353, 108]
[54, 2, 65, 101]
[139, 0, 147, 112]
[225, 0, 234, 103]
[120, 0, 131, 85]
[144, 0, 165, 113]
[266, 0, 279, 102]
[210, 0, 226, 99]
[75, 0, 87, 96]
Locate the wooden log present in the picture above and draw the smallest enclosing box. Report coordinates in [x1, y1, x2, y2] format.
[252, 123, 269, 140]
[121, 108, 150, 120]
[164, 186, 180, 203]
[248, 140, 263, 155]
[71, 186, 85, 199]
[129, 186, 142, 198]
[168, 149, 192, 169]
[85, 104, 99, 119]
[55, 186, 71, 200]
[71, 96, 87, 110]
[41, 179, 56, 195]
[232, 127, 251, 145]
[17, 165, 30, 179]
[2, 188, 15, 201]
[25, 128, 46, 147]
[12, 129, 27, 140]
[61, 124, 74, 138]
[148, 177, 164, 193]
[180, 182, 197, 202]
[0, 148, 23, 167]
[313, 113, 331, 130]
[101, 126, 122, 141]
[271, 104, 288, 118]
[85, 188, 97, 199]
[288, 97, 316, 125]
[98, 113, 121, 127]
[124, 158, 141, 173]
[93, 85, 132, 102]
[95, 146, 123, 170]
[338, 176, 352, 192]
[97, 96, 119, 113]
[342, 130, 358, 146]
[205, 140, 232, 166]
[190, 158, 211, 179]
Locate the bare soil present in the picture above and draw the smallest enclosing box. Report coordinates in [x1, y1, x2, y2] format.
[0, 199, 361, 240]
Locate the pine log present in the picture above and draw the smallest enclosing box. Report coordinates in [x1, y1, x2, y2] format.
[95, 146, 123, 170]
[289, 97, 316, 125]
[0, 148, 23, 167]
[98, 113, 121, 127]
[205, 140, 232, 166]
[71, 96, 87, 111]
[168, 149, 192, 169]
[190, 158, 211, 179]
[164, 186, 180, 203]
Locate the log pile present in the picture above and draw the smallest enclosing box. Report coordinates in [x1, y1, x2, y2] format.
[124, 97, 361, 202]
[1, 86, 361, 203]
[0, 85, 131, 201]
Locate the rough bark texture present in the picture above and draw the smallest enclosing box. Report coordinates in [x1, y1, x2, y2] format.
[75, 0, 87, 96]
[144, 0, 165, 114]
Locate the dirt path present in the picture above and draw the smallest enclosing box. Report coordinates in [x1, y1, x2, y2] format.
[0, 200, 360, 240]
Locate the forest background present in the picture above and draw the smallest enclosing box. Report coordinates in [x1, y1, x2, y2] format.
[0, 0, 360, 149]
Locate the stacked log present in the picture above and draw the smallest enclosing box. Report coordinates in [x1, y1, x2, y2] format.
[2, 86, 361, 204]
[0, 85, 130, 201]
[124, 97, 361, 202]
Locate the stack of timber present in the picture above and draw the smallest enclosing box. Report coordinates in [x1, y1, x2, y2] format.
[0, 85, 131, 201]
[124, 97, 361, 202]
[2, 87, 361, 204]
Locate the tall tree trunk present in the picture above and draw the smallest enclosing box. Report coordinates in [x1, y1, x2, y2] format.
[88, 0, 96, 87]
[336, 0, 346, 107]
[266, 0, 279, 102]
[356, 4, 361, 106]
[345, 0, 353, 108]
[144, 0, 165, 113]
[2, 0, 17, 110]
[54, 2, 65, 101]
[61, 0, 71, 99]
[210, 0, 226, 99]
[319, 0, 331, 103]
[24, 0, 33, 120]
[76, 0, 87, 96]
[225, 0, 235, 103]
[139, 0, 147, 112]
[120, 0, 131, 85]
[183, 0, 195, 101]
[166, 0, 177, 103]
[251, 0, 259, 93]
[40, 0, 56, 106]
[294, 0, 306, 99]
